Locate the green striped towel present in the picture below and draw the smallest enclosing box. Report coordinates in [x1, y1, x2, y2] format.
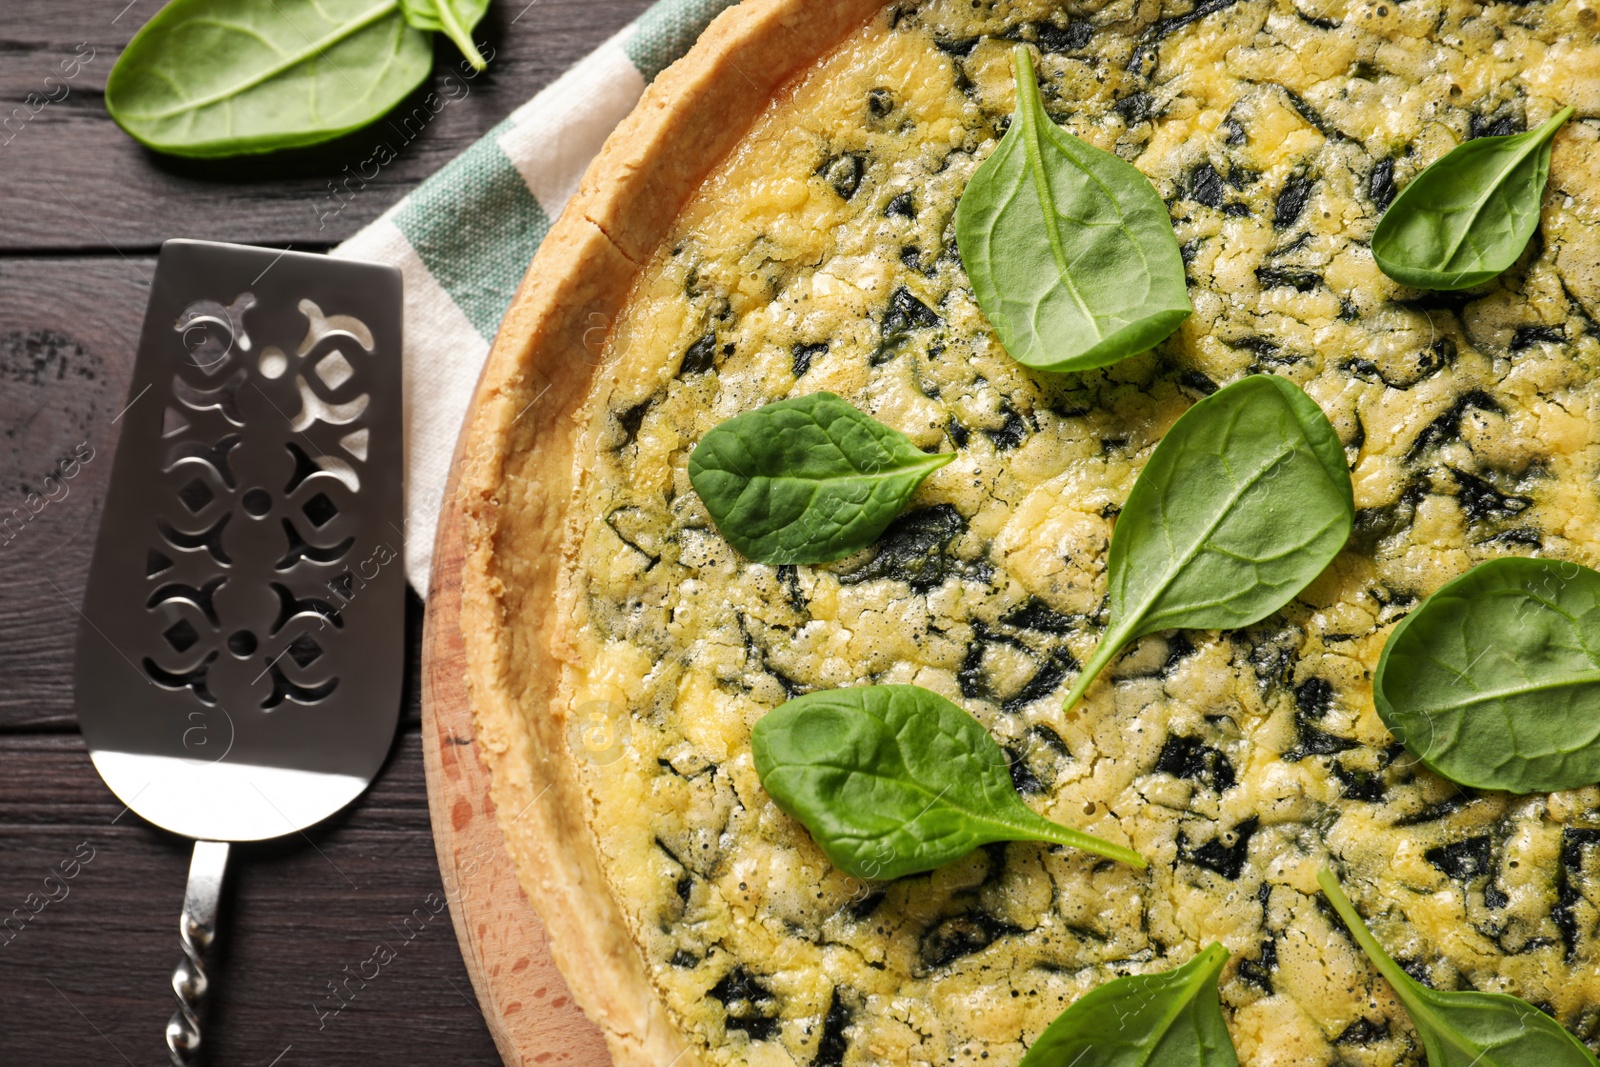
[334, 0, 735, 592]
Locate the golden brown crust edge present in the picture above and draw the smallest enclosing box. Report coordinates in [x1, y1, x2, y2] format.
[453, 2, 885, 1064]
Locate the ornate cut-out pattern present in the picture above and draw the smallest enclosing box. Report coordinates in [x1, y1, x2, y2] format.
[163, 434, 241, 487]
[268, 582, 343, 635]
[156, 515, 233, 565]
[139, 291, 376, 710]
[143, 651, 218, 704]
[172, 369, 247, 424]
[176, 291, 255, 375]
[289, 374, 370, 433]
[147, 576, 226, 625]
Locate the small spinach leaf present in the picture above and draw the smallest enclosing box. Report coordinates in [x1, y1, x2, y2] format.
[106, 0, 488, 157]
[1374, 556, 1600, 793]
[1319, 867, 1599, 1067]
[1019, 943, 1240, 1067]
[1372, 108, 1572, 290]
[751, 684, 1145, 880]
[955, 45, 1191, 373]
[397, 0, 488, 69]
[688, 392, 953, 566]
[1062, 375, 1353, 711]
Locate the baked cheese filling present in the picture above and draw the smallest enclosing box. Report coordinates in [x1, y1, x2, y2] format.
[555, 0, 1600, 1063]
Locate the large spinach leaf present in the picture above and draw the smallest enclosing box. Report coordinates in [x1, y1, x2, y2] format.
[1319, 867, 1599, 1067]
[751, 684, 1145, 880]
[955, 45, 1191, 373]
[1018, 943, 1240, 1067]
[1062, 375, 1352, 711]
[106, 0, 487, 157]
[688, 392, 953, 566]
[1373, 556, 1600, 793]
[1372, 108, 1572, 290]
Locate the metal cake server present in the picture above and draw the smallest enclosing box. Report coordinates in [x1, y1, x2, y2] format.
[74, 239, 404, 1065]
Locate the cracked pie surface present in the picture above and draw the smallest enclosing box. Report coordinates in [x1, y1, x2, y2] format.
[456, 0, 1600, 1064]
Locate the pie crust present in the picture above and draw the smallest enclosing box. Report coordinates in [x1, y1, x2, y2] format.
[453, 4, 883, 1063]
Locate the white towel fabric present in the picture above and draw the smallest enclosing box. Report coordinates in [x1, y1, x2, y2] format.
[333, 0, 734, 593]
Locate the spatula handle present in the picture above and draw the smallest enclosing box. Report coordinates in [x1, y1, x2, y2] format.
[166, 840, 230, 1067]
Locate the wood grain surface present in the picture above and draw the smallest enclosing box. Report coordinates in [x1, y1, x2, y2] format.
[422, 485, 610, 1067]
[0, 2, 650, 1064]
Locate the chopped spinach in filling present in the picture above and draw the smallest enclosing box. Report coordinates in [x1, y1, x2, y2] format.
[560, 0, 1600, 1063]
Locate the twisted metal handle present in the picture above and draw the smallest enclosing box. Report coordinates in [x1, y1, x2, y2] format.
[166, 841, 230, 1067]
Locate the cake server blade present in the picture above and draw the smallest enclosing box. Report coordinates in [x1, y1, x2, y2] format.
[73, 239, 404, 1065]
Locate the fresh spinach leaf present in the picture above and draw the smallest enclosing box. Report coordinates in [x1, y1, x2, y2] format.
[106, 0, 488, 157]
[1372, 108, 1573, 290]
[955, 45, 1191, 373]
[751, 684, 1145, 880]
[1018, 943, 1240, 1067]
[1319, 867, 1599, 1067]
[397, 0, 488, 70]
[1062, 375, 1353, 711]
[688, 392, 953, 566]
[1373, 556, 1600, 793]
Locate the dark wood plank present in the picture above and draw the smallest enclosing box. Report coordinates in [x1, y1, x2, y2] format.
[0, 729, 503, 1066]
[0, 257, 146, 730]
[0, 0, 655, 252]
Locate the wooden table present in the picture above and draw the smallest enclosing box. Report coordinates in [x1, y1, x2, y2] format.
[0, 2, 650, 1063]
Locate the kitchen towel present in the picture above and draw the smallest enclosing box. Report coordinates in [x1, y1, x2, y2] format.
[334, 0, 735, 593]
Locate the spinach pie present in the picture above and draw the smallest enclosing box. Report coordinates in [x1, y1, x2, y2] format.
[452, 0, 1600, 1063]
